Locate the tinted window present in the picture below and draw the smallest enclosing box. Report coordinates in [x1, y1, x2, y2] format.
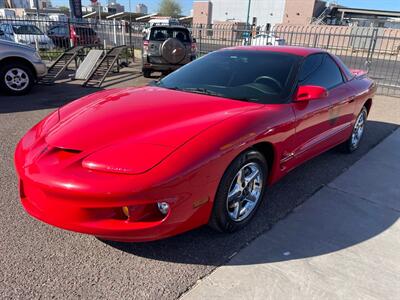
[155, 50, 301, 104]
[299, 54, 343, 89]
[75, 27, 96, 36]
[48, 26, 59, 35]
[150, 27, 190, 42]
[332, 54, 354, 80]
[12, 25, 43, 35]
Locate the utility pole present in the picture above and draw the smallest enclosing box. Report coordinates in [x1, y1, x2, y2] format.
[34, 0, 40, 18]
[246, 0, 252, 28]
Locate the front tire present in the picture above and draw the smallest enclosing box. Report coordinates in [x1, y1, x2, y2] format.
[209, 150, 267, 233]
[342, 107, 368, 153]
[0, 62, 34, 95]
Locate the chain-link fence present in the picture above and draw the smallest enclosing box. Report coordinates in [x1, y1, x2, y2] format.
[1, 16, 399, 96]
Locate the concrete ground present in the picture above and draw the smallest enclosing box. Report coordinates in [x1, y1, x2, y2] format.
[183, 128, 400, 300]
[0, 69, 399, 299]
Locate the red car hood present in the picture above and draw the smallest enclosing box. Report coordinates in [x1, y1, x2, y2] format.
[45, 86, 262, 152]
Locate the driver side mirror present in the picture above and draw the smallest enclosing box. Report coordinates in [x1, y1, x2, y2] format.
[294, 85, 328, 102]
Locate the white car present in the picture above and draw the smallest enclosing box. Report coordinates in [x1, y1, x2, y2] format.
[247, 34, 285, 46]
[0, 23, 54, 50]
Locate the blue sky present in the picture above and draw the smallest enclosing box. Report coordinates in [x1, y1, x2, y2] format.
[52, 0, 400, 15]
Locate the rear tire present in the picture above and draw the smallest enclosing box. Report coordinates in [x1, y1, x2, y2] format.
[341, 106, 368, 153]
[142, 69, 152, 78]
[209, 150, 267, 233]
[0, 62, 34, 95]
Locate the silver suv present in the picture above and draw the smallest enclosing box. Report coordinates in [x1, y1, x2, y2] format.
[142, 25, 197, 78]
[0, 38, 47, 95]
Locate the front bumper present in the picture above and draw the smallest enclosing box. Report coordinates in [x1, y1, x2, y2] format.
[32, 61, 47, 78]
[19, 177, 175, 242]
[14, 136, 215, 242]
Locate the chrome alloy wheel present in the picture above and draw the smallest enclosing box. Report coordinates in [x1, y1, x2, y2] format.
[351, 110, 367, 149]
[4, 68, 29, 92]
[226, 162, 264, 222]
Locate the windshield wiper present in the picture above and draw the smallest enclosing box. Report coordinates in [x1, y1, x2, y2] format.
[179, 87, 225, 97]
[229, 96, 260, 102]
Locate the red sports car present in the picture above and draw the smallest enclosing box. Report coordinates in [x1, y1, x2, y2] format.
[15, 46, 376, 242]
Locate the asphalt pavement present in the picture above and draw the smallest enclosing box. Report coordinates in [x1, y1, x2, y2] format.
[0, 72, 399, 299]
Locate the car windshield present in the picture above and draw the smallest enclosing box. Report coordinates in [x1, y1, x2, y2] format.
[12, 25, 43, 35]
[155, 50, 301, 103]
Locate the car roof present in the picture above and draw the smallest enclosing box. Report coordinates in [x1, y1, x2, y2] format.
[151, 25, 188, 30]
[2, 22, 34, 26]
[225, 46, 325, 57]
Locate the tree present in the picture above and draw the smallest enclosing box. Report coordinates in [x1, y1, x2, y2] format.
[58, 6, 70, 15]
[158, 0, 182, 17]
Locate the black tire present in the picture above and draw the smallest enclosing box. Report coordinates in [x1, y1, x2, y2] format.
[142, 69, 152, 78]
[0, 62, 34, 95]
[341, 106, 368, 153]
[209, 150, 268, 233]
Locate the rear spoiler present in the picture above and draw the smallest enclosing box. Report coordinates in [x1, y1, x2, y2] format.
[350, 69, 368, 78]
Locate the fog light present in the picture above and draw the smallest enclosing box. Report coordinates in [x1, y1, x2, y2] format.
[157, 202, 170, 215]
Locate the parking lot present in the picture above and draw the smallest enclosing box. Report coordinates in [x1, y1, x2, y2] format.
[0, 60, 399, 299]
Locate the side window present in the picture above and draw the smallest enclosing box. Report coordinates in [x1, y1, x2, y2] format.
[59, 26, 68, 36]
[299, 54, 344, 90]
[5, 25, 13, 34]
[48, 26, 58, 34]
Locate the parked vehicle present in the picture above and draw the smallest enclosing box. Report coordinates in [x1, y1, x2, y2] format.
[142, 25, 197, 77]
[47, 24, 100, 48]
[0, 39, 47, 95]
[0, 23, 54, 50]
[248, 33, 285, 46]
[0, 8, 16, 18]
[15, 47, 375, 242]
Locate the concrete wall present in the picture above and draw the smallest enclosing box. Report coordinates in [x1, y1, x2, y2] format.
[193, 0, 286, 27]
[193, 0, 212, 25]
[283, 0, 317, 24]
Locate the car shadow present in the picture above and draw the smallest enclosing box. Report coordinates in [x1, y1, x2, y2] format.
[0, 67, 151, 114]
[0, 82, 102, 114]
[102, 120, 399, 266]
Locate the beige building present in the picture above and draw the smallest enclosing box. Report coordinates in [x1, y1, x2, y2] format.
[192, 0, 326, 26]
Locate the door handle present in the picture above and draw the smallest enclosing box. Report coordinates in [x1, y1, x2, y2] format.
[342, 97, 355, 104]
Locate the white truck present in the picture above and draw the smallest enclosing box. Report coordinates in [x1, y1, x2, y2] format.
[0, 9, 16, 19]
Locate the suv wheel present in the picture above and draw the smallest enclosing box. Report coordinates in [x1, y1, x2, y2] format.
[0, 62, 34, 95]
[142, 69, 152, 78]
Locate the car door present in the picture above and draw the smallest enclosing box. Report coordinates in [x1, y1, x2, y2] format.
[327, 54, 357, 143]
[3, 25, 14, 41]
[47, 26, 59, 46]
[286, 53, 349, 170]
[58, 26, 70, 48]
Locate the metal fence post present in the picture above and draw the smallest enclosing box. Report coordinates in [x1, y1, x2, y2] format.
[199, 24, 203, 56]
[366, 28, 378, 73]
[113, 18, 117, 46]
